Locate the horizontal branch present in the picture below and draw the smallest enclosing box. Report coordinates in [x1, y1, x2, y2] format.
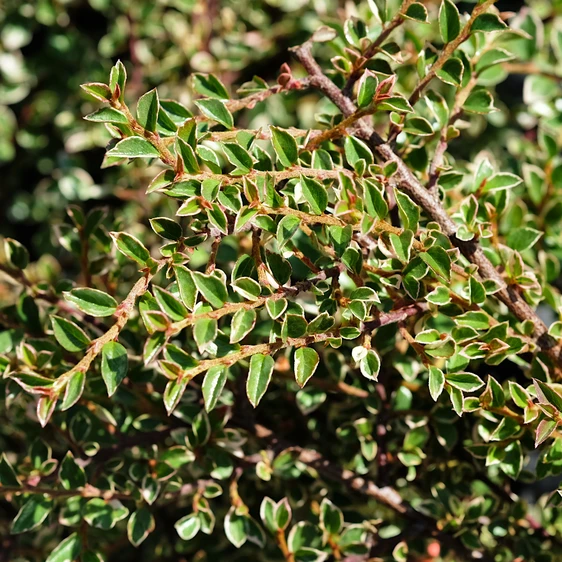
[170, 267, 341, 334]
[0, 483, 131, 501]
[175, 167, 354, 186]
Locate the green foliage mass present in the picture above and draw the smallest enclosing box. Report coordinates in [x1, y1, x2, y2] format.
[3, 1, 562, 561]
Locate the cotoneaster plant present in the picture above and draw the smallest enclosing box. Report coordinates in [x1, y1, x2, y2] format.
[2, 1, 562, 561]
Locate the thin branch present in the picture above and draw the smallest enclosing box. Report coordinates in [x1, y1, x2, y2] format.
[170, 266, 341, 335]
[173, 167, 355, 186]
[0, 483, 131, 501]
[52, 266, 162, 393]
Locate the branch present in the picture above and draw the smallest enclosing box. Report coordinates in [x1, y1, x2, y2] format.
[0, 483, 131, 501]
[170, 266, 341, 335]
[52, 267, 161, 393]
[172, 166, 355, 187]
[290, 40, 562, 375]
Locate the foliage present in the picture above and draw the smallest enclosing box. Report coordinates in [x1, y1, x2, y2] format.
[2, 0, 562, 561]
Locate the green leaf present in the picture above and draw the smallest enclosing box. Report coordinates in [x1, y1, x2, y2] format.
[64, 288, 117, 317]
[274, 498, 292, 531]
[471, 13, 507, 33]
[404, 2, 429, 23]
[194, 316, 217, 351]
[446, 372, 484, 392]
[300, 175, 328, 215]
[222, 143, 253, 172]
[11, 496, 53, 534]
[481, 172, 521, 193]
[534, 379, 562, 411]
[463, 89, 495, 114]
[137, 89, 159, 132]
[202, 366, 228, 411]
[225, 507, 248, 548]
[506, 227, 542, 252]
[51, 315, 91, 352]
[111, 231, 152, 267]
[439, 0, 460, 43]
[207, 203, 229, 235]
[270, 126, 298, 167]
[536, 419, 558, 447]
[404, 116, 433, 136]
[83, 498, 129, 530]
[247, 354, 274, 407]
[84, 107, 129, 124]
[363, 179, 388, 219]
[193, 73, 229, 99]
[359, 349, 381, 381]
[389, 230, 413, 263]
[509, 381, 531, 409]
[429, 367, 445, 401]
[448, 385, 464, 416]
[420, 246, 451, 282]
[230, 308, 257, 343]
[342, 248, 362, 275]
[175, 513, 201, 540]
[328, 225, 352, 257]
[59, 451, 87, 489]
[150, 217, 183, 241]
[193, 272, 228, 308]
[357, 71, 378, 108]
[475, 48, 515, 73]
[294, 347, 319, 388]
[549, 322, 562, 338]
[61, 370, 86, 411]
[320, 499, 343, 535]
[128, 507, 156, 547]
[234, 206, 258, 233]
[394, 189, 419, 231]
[4, 238, 29, 269]
[101, 341, 128, 397]
[153, 286, 188, 321]
[436, 57, 464, 86]
[163, 377, 188, 414]
[266, 298, 288, 319]
[500, 441, 523, 479]
[46, 533, 82, 562]
[0, 453, 21, 486]
[277, 215, 301, 249]
[109, 60, 127, 100]
[344, 136, 373, 172]
[174, 266, 197, 310]
[377, 96, 413, 113]
[107, 136, 160, 158]
[195, 99, 233, 129]
[81, 82, 112, 102]
[177, 138, 200, 174]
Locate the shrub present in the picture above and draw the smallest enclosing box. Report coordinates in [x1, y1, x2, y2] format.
[2, 1, 562, 561]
